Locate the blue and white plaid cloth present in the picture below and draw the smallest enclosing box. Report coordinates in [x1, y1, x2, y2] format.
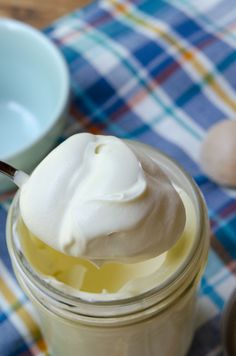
[1, 0, 236, 354]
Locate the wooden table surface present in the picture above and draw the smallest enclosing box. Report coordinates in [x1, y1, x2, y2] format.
[0, 0, 92, 28]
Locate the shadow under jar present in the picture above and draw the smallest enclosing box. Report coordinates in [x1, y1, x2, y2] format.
[6, 141, 209, 356]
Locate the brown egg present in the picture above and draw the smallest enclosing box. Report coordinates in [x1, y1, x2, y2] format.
[200, 119, 236, 187]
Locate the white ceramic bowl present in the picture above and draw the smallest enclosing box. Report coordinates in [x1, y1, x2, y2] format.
[0, 18, 70, 192]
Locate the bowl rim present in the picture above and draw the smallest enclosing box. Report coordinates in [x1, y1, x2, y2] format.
[0, 18, 70, 162]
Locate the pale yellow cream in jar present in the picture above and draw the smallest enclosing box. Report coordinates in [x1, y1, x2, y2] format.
[18, 187, 195, 301]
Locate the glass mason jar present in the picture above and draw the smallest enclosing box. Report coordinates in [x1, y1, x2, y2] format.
[6, 141, 209, 356]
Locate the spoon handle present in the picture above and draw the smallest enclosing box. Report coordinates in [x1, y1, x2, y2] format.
[0, 161, 29, 187]
[0, 161, 17, 180]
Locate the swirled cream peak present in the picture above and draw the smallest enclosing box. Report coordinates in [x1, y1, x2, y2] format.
[19, 133, 186, 262]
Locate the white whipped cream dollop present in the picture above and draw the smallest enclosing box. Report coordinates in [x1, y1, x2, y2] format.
[19, 133, 186, 262]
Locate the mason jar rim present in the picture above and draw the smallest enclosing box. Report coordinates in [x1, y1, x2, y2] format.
[7, 143, 209, 319]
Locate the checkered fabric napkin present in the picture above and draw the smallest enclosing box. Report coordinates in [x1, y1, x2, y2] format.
[1, 0, 236, 354]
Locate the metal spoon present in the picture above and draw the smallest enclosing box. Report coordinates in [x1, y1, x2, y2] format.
[0, 161, 29, 187]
